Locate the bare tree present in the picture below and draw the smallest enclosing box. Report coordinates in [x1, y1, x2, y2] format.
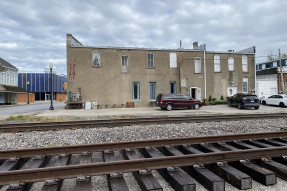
[267, 52, 287, 61]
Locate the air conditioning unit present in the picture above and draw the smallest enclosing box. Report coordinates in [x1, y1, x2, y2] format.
[85, 101, 91, 110]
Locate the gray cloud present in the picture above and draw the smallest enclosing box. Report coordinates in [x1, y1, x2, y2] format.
[0, 0, 286, 74]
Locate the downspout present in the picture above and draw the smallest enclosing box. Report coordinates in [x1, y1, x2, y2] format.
[254, 54, 256, 95]
[254, 46, 256, 95]
[203, 45, 206, 99]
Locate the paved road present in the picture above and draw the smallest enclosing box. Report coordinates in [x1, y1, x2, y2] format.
[0, 102, 66, 116]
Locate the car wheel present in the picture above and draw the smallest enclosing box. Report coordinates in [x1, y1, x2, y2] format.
[279, 102, 285, 108]
[228, 101, 232, 107]
[166, 104, 172, 111]
[262, 101, 266, 105]
[238, 103, 242, 109]
[254, 106, 259, 109]
[193, 103, 200, 110]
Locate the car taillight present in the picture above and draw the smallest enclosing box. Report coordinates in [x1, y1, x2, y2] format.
[160, 98, 163, 103]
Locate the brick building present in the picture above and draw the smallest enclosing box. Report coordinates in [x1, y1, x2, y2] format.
[66, 34, 256, 108]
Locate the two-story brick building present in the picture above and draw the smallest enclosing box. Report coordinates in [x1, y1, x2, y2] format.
[66, 34, 256, 108]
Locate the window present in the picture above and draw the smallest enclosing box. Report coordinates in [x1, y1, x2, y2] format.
[194, 57, 201, 73]
[0, 73, 2, 84]
[92, 50, 101, 67]
[6, 73, 10, 85]
[170, 82, 176, 93]
[147, 53, 154, 68]
[132, 82, 140, 100]
[122, 55, 129, 73]
[2, 73, 5, 84]
[122, 55, 128, 66]
[149, 82, 156, 100]
[170, 53, 177, 68]
[242, 55, 248, 72]
[228, 57, 234, 71]
[256, 65, 259, 70]
[214, 54, 221, 72]
[243, 78, 248, 93]
[12, 74, 15, 86]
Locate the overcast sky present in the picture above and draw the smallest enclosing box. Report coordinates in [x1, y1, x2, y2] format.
[0, 0, 286, 75]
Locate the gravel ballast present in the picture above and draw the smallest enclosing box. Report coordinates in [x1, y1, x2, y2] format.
[1, 118, 287, 191]
[0, 118, 286, 149]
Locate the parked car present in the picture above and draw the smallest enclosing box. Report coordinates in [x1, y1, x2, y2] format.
[261, 94, 287, 107]
[156, 93, 203, 111]
[228, 93, 260, 109]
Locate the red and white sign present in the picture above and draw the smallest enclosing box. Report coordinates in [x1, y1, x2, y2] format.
[70, 58, 75, 81]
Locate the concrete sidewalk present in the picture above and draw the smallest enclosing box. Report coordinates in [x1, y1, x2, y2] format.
[37, 104, 287, 120]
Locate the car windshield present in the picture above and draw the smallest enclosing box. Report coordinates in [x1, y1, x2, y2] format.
[183, 95, 191, 99]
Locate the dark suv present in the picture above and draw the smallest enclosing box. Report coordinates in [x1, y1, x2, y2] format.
[156, 93, 203, 111]
[228, 93, 260, 109]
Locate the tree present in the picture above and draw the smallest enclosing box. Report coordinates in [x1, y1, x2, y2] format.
[267, 52, 287, 61]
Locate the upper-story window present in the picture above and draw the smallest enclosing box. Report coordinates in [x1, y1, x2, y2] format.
[228, 57, 234, 71]
[12, 74, 15, 86]
[214, 54, 221, 72]
[0, 73, 2, 84]
[170, 53, 177, 68]
[121, 55, 129, 74]
[242, 55, 248, 72]
[147, 53, 154, 68]
[92, 50, 101, 67]
[1, 72, 5, 84]
[6, 73, 10, 85]
[194, 57, 201, 73]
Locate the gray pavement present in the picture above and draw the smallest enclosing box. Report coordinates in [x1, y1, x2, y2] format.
[0, 101, 65, 120]
[0, 102, 286, 120]
[38, 104, 287, 120]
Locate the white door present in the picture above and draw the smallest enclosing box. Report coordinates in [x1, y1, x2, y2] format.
[196, 88, 201, 100]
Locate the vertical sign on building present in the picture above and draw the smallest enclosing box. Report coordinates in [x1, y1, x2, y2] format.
[70, 58, 75, 81]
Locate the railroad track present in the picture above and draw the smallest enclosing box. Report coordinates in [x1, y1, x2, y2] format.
[0, 113, 286, 133]
[1, 131, 287, 190]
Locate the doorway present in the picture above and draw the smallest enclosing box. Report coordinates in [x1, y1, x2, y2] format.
[190, 87, 201, 100]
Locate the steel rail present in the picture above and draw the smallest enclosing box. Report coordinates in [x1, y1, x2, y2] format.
[0, 113, 286, 133]
[0, 146, 287, 185]
[1, 131, 287, 159]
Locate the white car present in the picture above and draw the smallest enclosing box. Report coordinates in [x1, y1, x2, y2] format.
[261, 94, 287, 107]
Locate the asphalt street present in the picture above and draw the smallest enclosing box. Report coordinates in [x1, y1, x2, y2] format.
[0, 101, 66, 116]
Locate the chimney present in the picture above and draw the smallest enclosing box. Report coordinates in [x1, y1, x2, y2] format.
[180, 40, 182, 48]
[193, 42, 198, 49]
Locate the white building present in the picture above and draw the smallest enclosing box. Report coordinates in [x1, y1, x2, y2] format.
[256, 58, 287, 99]
[0, 57, 23, 104]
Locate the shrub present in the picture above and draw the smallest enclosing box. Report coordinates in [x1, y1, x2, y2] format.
[220, 95, 224, 100]
[208, 95, 212, 102]
[212, 98, 216, 102]
[214, 99, 226, 104]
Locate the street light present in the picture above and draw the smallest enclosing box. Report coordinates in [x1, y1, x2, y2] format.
[49, 64, 54, 110]
[26, 81, 29, 104]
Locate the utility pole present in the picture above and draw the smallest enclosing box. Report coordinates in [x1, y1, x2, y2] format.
[279, 49, 285, 94]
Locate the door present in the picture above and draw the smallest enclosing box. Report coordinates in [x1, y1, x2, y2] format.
[190, 87, 201, 100]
